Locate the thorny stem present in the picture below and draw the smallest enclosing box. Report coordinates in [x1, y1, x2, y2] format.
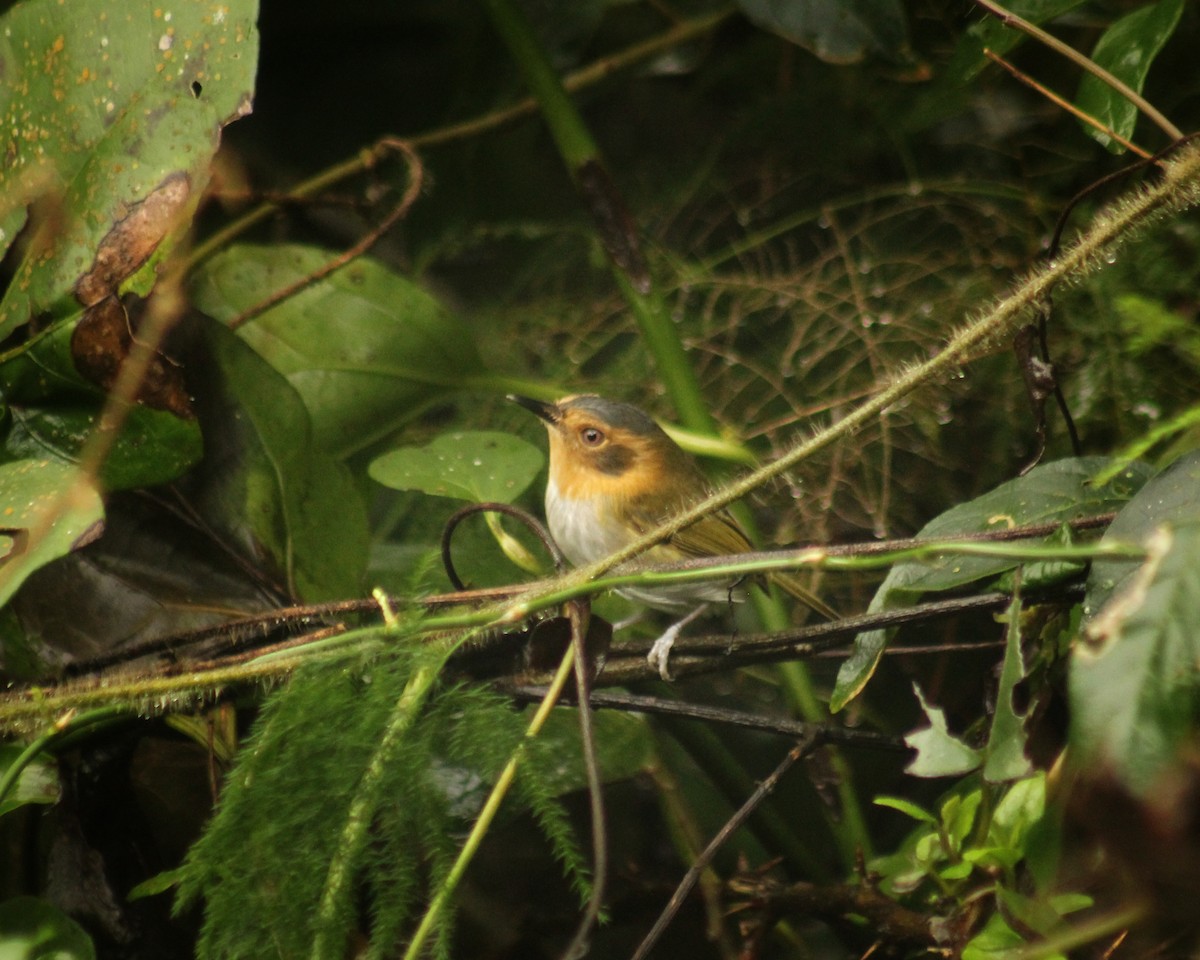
[498, 142, 1200, 623]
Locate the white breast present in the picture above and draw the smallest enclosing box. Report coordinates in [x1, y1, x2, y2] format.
[545, 476, 629, 567]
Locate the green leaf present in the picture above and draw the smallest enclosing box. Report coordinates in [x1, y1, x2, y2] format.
[983, 595, 1033, 783]
[989, 772, 1046, 849]
[369, 431, 544, 504]
[873, 795, 938, 825]
[194, 321, 368, 601]
[1075, 0, 1184, 153]
[1085, 451, 1200, 617]
[190, 244, 487, 457]
[904, 684, 982, 778]
[962, 911, 1028, 960]
[0, 0, 259, 336]
[735, 0, 910, 64]
[0, 896, 96, 960]
[128, 867, 185, 902]
[0, 745, 60, 817]
[1070, 521, 1200, 795]
[4, 404, 202, 491]
[945, 0, 1087, 82]
[830, 456, 1152, 712]
[0, 459, 104, 608]
[941, 789, 983, 849]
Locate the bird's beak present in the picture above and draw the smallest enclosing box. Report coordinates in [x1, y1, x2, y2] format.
[507, 394, 560, 424]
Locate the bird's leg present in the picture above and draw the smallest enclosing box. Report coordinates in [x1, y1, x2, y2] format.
[646, 604, 709, 681]
[612, 610, 649, 632]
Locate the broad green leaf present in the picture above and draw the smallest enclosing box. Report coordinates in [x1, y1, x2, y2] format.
[0, 0, 259, 336]
[1070, 522, 1200, 795]
[831, 456, 1152, 712]
[0, 459, 104, 608]
[736, 0, 910, 64]
[190, 244, 486, 457]
[369, 432, 543, 504]
[194, 322, 368, 602]
[904, 684, 982, 778]
[983, 595, 1033, 783]
[1075, 0, 1184, 154]
[0, 897, 96, 960]
[4, 404, 202, 491]
[0, 745, 60, 817]
[1084, 450, 1200, 617]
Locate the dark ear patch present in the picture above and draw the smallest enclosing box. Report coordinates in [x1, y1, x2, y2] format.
[592, 442, 634, 476]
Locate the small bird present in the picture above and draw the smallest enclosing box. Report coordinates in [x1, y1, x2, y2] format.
[510, 394, 835, 678]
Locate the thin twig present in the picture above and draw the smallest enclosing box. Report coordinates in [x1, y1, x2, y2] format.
[186, 9, 735, 269]
[984, 49, 1152, 158]
[973, 0, 1183, 142]
[560, 599, 607, 960]
[629, 737, 819, 960]
[227, 140, 424, 329]
[503, 686, 907, 752]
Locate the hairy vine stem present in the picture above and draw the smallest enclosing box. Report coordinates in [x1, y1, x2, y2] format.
[498, 141, 1200, 625]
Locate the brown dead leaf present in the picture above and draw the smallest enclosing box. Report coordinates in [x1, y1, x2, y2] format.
[74, 173, 191, 307]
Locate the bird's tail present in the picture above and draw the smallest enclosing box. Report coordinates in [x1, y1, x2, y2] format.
[769, 571, 839, 621]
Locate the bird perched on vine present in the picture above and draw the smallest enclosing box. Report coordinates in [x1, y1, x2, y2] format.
[510, 394, 835, 678]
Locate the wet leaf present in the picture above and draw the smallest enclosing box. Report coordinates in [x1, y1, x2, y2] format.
[369, 431, 544, 504]
[0, 0, 259, 336]
[4, 403, 201, 493]
[831, 457, 1152, 712]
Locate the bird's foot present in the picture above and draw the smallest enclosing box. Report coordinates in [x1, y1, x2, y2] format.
[646, 623, 683, 681]
[645, 605, 708, 681]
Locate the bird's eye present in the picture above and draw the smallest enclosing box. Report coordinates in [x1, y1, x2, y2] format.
[580, 427, 605, 446]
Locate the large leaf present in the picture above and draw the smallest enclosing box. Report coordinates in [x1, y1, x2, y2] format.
[190, 244, 487, 457]
[0, 459, 104, 609]
[4, 403, 202, 492]
[831, 457, 1152, 712]
[192, 322, 368, 602]
[1070, 520, 1200, 795]
[0, 897, 95, 960]
[1084, 450, 1200, 618]
[369, 431, 544, 504]
[0, 0, 259, 336]
[736, 0, 909, 64]
[1075, 0, 1184, 154]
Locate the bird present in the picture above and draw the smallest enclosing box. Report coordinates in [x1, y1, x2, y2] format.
[509, 393, 836, 678]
